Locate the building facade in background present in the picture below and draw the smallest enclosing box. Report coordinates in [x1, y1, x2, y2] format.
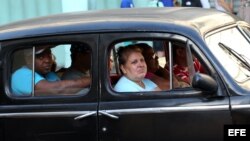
[0, 0, 241, 26]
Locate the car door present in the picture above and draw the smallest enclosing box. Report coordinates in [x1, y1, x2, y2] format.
[0, 34, 99, 141]
[98, 32, 232, 141]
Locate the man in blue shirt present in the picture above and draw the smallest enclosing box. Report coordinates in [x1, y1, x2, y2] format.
[11, 45, 91, 96]
[120, 0, 134, 8]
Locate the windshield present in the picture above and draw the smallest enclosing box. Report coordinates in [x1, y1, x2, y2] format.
[206, 26, 250, 90]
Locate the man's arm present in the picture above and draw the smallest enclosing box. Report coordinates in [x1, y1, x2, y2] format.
[34, 77, 91, 95]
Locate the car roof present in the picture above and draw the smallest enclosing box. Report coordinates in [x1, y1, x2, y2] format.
[0, 7, 243, 41]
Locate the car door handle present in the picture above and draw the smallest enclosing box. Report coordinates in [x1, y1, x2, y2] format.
[99, 111, 119, 119]
[74, 111, 97, 120]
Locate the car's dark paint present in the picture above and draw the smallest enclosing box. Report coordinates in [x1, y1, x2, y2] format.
[192, 73, 218, 93]
[0, 7, 249, 141]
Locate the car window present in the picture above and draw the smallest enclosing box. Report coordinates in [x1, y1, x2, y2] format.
[11, 43, 92, 97]
[109, 39, 208, 93]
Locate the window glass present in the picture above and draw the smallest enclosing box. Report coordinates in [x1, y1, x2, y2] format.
[109, 39, 207, 93]
[11, 43, 91, 97]
[206, 27, 250, 90]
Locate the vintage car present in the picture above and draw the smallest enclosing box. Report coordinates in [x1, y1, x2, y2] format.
[0, 7, 250, 141]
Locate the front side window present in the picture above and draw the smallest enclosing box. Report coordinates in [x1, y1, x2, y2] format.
[206, 26, 250, 90]
[109, 39, 207, 93]
[11, 43, 92, 97]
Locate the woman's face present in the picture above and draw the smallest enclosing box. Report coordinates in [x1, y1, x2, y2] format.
[121, 52, 147, 82]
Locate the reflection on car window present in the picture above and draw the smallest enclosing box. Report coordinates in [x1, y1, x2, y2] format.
[11, 43, 91, 97]
[109, 39, 208, 93]
[206, 27, 250, 89]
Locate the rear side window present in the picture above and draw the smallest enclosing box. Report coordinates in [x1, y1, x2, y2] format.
[11, 43, 92, 97]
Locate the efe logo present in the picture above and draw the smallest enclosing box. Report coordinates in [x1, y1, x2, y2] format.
[224, 125, 250, 141]
[228, 129, 246, 136]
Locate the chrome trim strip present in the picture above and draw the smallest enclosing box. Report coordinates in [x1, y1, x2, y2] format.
[74, 111, 97, 120]
[0, 105, 229, 118]
[168, 41, 173, 89]
[103, 105, 229, 115]
[231, 104, 250, 109]
[99, 111, 119, 119]
[0, 111, 91, 118]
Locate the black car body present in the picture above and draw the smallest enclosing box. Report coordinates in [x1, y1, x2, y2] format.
[0, 7, 250, 141]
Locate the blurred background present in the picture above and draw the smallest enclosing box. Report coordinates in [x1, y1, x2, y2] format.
[0, 0, 243, 26]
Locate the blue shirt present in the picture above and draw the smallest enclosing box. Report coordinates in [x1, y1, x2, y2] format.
[11, 66, 60, 96]
[114, 76, 157, 92]
[160, 0, 174, 7]
[120, 0, 134, 8]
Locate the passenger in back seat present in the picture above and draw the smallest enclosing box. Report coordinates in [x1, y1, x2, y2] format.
[61, 44, 91, 80]
[109, 57, 120, 85]
[61, 44, 91, 94]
